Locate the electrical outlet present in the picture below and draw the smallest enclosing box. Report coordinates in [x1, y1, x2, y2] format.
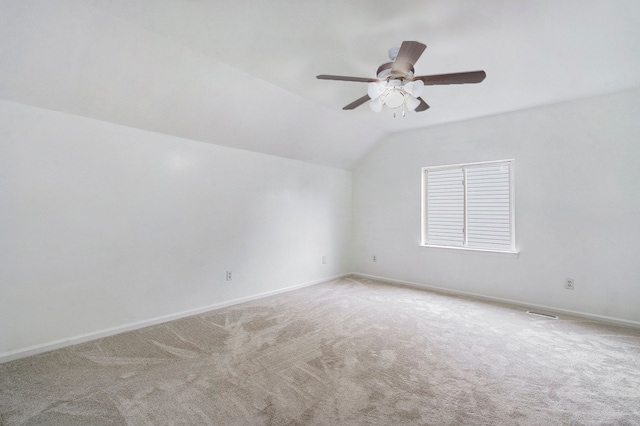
[373, 255, 377, 262]
[565, 278, 574, 290]
[226, 271, 232, 281]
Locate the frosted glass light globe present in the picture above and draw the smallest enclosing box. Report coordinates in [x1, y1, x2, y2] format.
[384, 90, 405, 109]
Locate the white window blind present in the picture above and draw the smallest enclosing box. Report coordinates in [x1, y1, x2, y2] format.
[466, 163, 511, 250]
[426, 168, 464, 247]
[423, 160, 515, 252]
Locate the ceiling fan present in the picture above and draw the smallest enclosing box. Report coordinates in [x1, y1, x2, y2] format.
[317, 41, 486, 116]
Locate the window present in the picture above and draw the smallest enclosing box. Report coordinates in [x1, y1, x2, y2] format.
[422, 160, 515, 253]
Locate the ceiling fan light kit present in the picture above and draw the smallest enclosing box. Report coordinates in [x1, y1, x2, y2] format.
[317, 41, 486, 116]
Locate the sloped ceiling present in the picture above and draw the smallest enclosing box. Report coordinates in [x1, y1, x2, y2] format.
[2, 0, 640, 169]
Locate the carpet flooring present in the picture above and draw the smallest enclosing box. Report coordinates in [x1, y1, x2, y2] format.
[2, 275, 640, 425]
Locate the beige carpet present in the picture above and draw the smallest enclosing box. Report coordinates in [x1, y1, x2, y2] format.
[2, 275, 640, 425]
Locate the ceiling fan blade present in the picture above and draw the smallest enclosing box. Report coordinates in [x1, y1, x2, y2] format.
[415, 97, 430, 112]
[390, 41, 426, 77]
[413, 70, 486, 85]
[343, 94, 371, 110]
[317, 74, 378, 83]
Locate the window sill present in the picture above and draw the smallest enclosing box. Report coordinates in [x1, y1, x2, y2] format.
[419, 244, 519, 258]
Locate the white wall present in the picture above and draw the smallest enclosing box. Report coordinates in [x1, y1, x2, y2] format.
[0, 100, 352, 359]
[3, 88, 639, 362]
[353, 89, 640, 325]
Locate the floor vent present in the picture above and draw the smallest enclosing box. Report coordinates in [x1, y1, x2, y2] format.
[526, 310, 558, 319]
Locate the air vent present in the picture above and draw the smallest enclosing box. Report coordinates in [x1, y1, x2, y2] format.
[526, 310, 558, 319]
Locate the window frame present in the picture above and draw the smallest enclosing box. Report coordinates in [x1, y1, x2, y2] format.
[421, 159, 517, 254]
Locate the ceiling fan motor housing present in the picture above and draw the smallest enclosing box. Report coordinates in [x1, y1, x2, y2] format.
[376, 62, 414, 81]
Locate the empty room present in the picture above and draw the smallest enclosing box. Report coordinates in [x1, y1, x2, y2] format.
[1, 0, 639, 424]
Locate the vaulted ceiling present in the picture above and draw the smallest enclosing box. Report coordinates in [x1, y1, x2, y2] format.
[2, 0, 640, 169]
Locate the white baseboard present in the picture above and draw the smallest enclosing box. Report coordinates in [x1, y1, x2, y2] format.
[0, 274, 350, 364]
[352, 273, 640, 330]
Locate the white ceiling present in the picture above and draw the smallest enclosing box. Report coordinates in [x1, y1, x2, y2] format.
[2, 0, 640, 169]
